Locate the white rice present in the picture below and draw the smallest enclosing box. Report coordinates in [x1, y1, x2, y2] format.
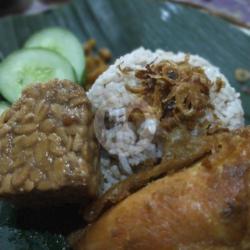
[87, 47, 244, 191]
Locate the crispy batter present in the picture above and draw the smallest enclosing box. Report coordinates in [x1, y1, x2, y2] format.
[73, 127, 250, 250]
[84, 39, 96, 54]
[84, 39, 112, 90]
[98, 48, 112, 61]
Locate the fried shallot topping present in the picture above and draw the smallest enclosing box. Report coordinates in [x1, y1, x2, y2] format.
[125, 57, 218, 132]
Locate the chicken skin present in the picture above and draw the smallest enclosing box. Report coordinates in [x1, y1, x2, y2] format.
[73, 127, 250, 250]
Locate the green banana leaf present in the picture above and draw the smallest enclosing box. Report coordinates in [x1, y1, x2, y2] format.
[0, 0, 249, 249]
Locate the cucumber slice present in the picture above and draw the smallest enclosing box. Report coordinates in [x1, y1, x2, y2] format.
[24, 27, 85, 84]
[0, 48, 76, 103]
[0, 101, 10, 115]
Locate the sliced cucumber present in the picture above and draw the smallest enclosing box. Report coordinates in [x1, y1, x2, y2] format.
[0, 101, 10, 115]
[24, 27, 85, 84]
[0, 48, 76, 103]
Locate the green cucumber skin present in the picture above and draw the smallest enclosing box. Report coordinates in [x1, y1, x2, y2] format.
[24, 27, 85, 84]
[0, 48, 76, 103]
[0, 101, 10, 115]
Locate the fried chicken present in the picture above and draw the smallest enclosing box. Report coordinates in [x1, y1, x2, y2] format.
[72, 127, 250, 250]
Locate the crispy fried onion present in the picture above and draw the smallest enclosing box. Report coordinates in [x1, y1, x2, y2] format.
[124, 57, 213, 131]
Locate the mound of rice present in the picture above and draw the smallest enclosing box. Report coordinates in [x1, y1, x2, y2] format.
[87, 47, 244, 191]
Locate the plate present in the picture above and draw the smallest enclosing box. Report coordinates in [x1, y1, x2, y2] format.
[0, 0, 250, 249]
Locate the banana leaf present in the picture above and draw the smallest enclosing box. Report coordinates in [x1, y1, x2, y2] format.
[0, 0, 249, 249]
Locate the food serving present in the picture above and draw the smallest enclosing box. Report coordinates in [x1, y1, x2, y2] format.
[88, 48, 243, 192]
[73, 127, 250, 250]
[82, 48, 244, 221]
[0, 80, 100, 206]
[0, 26, 248, 250]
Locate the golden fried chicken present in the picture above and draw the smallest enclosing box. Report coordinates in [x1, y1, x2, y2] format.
[72, 127, 250, 250]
